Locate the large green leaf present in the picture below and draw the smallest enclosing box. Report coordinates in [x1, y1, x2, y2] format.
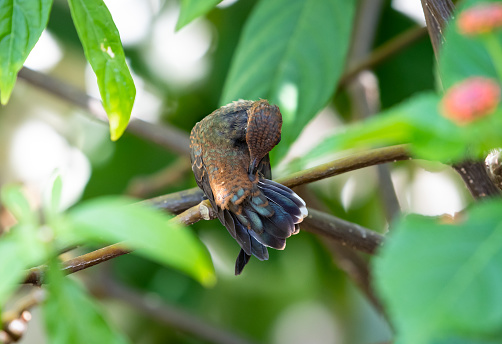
[43, 259, 129, 344]
[440, 0, 502, 89]
[68, 0, 135, 141]
[0, 0, 53, 104]
[66, 197, 215, 286]
[374, 200, 502, 343]
[176, 0, 222, 30]
[220, 0, 355, 161]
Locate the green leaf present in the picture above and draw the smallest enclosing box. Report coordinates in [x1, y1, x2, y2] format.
[68, 0, 136, 141]
[374, 200, 502, 343]
[66, 197, 215, 286]
[440, 0, 502, 89]
[0, 225, 47, 307]
[0, 0, 53, 104]
[220, 0, 356, 161]
[176, 0, 222, 30]
[1, 184, 37, 225]
[43, 259, 129, 344]
[43, 174, 63, 222]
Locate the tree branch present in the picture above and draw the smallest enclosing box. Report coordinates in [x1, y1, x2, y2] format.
[302, 208, 383, 254]
[275, 145, 410, 188]
[142, 187, 204, 214]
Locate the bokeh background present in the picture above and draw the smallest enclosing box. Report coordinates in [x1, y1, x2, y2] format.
[0, 0, 471, 343]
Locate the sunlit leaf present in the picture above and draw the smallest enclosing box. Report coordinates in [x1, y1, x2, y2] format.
[67, 197, 215, 286]
[68, 0, 136, 141]
[220, 0, 356, 161]
[43, 259, 129, 344]
[374, 200, 502, 343]
[0, 0, 53, 104]
[176, 0, 222, 30]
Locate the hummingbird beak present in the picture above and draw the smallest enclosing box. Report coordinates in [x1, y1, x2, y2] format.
[249, 158, 258, 175]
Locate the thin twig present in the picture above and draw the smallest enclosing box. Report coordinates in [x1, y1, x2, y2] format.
[17, 67, 190, 155]
[24, 243, 131, 285]
[275, 145, 410, 189]
[141, 186, 204, 214]
[1, 288, 44, 343]
[325, 240, 385, 313]
[126, 157, 191, 198]
[338, 27, 428, 88]
[96, 273, 259, 344]
[302, 208, 383, 254]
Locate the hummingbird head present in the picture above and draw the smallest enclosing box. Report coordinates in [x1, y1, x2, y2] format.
[246, 100, 282, 175]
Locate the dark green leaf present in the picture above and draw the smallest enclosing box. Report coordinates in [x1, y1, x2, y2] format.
[374, 200, 502, 343]
[43, 259, 129, 344]
[67, 197, 215, 286]
[68, 0, 135, 141]
[0, 0, 53, 104]
[176, 0, 222, 30]
[220, 0, 356, 161]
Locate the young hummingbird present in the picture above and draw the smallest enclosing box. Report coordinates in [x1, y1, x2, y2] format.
[190, 100, 307, 275]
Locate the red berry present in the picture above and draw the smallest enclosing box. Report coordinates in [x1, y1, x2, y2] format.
[458, 3, 502, 35]
[441, 77, 501, 124]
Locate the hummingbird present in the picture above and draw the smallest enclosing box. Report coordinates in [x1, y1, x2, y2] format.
[190, 99, 307, 275]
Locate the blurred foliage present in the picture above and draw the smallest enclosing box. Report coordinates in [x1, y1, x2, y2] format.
[375, 200, 502, 343]
[373, 3, 435, 109]
[305, 0, 502, 165]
